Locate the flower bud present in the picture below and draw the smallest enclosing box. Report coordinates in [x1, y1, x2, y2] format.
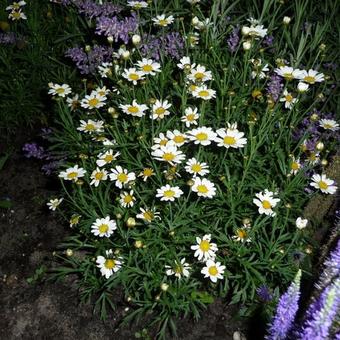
[242, 41, 252, 50]
[160, 283, 169, 291]
[283, 16, 291, 25]
[85, 45, 91, 52]
[122, 50, 130, 60]
[107, 36, 114, 44]
[316, 141, 324, 151]
[126, 217, 136, 228]
[297, 82, 309, 93]
[66, 249, 73, 257]
[132, 34, 141, 45]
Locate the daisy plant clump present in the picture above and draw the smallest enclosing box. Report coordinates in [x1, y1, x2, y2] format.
[49, 0, 339, 336]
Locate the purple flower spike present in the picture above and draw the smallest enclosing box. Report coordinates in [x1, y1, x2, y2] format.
[22, 143, 46, 159]
[266, 270, 302, 340]
[266, 74, 283, 102]
[227, 26, 240, 53]
[298, 279, 340, 340]
[257, 284, 273, 303]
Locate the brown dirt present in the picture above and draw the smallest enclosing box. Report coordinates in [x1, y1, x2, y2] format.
[0, 129, 246, 340]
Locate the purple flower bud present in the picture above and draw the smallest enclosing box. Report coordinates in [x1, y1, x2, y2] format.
[227, 26, 240, 52]
[257, 284, 273, 303]
[22, 143, 46, 159]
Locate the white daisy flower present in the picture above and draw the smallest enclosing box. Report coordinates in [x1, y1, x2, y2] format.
[280, 89, 298, 109]
[77, 119, 104, 134]
[274, 66, 303, 81]
[91, 216, 117, 237]
[156, 184, 183, 201]
[241, 23, 267, 38]
[310, 174, 337, 194]
[136, 207, 161, 223]
[151, 144, 185, 165]
[90, 168, 108, 187]
[48, 83, 72, 97]
[119, 100, 148, 117]
[96, 249, 122, 279]
[181, 107, 199, 127]
[152, 14, 174, 27]
[119, 190, 136, 208]
[136, 58, 161, 75]
[319, 119, 339, 131]
[47, 198, 63, 211]
[296, 217, 308, 230]
[187, 126, 217, 146]
[127, 1, 148, 9]
[66, 94, 79, 111]
[192, 85, 216, 100]
[59, 165, 86, 182]
[166, 130, 187, 147]
[253, 190, 280, 217]
[232, 226, 252, 243]
[96, 150, 120, 167]
[109, 166, 136, 189]
[187, 32, 200, 47]
[80, 93, 106, 110]
[214, 127, 247, 149]
[250, 59, 269, 79]
[6, 1, 26, 11]
[151, 100, 171, 120]
[165, 258, 190, 279]
[122, 68, 145, 85]
[138, 168, 155, 181]
[151, 132, 170, 150]
[296, 69, 324, 84]
[177, 56, 195, 70]
[191, 177, 216, 198]
[98, 62, 113, 78]
[191, 234, 217, 261]
[185, 158, 209, 177]
[290, 158, 301, 175]
[188, 65, 213, 83]
[201, 259, 226, 283]
[8, 9, 27, 20]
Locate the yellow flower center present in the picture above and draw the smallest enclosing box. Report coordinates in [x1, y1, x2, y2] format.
[194, 72, 205, 80]
[56, 87, 65, 94]
[143, 168, 153, 177]
[163, 153, 175, 161]
[143, 211, 154, 221]
[85, 123, 95, 131]
[12, 11, 21, 19]
[291, 162, 299, 170]
[237, 229, 247, 239]
[174, 265, 183, 274]
[128, 106, 139, 113]
[198, 90, 209, 97]
[173, 135, 185, 143]
[158, 19, 168, 26]
[189, 84, 197, 92]
[99, 224, 109, 233]
[196, 132, 208, 141]
[285, 94, 293, 102]
[163, 190, 175, 198]
[124, 195, 133, 203]
[104, 259, 116, 269]
[95, 172, 104, 180]
[208, 266, 218, 276]
[223, 136, 236, 145]
[283, 73, 293, 80]
[67, 171, 78, 179]
[88, 98, 99, 107]
[304, 76, 315, 84]
[197, 185, 208, 193]
[142, 65, 153, 72]
[104, 154, 113, 162]
[323, 123, 333, 129]
[199, 240, 210, 251]
[160, 139, 168, 146]
[191, 164, 202, 172]
[117, 173, 128, 183]
[318, 181, 328, 190]
[186, 113, 196, 121]
[262, 200, 272, 209]
[129, 73, 140, 81]
[155, 107, 166, 115]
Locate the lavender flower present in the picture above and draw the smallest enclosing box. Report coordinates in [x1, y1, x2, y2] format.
[65, 45, 113, 74]
[41, 160, 64, 175]
[227, 26, 240, 52]
[140, 32, 185, 60]
[95, 13, 138, 44]
[257, 284, 273, 303]
[263, 35, 274, 47]
[22, 143, 46, 159]
[71, 0, 121, 18]
[266, 74, 283, 102]
[266, 270, 302, 340]
[315, 239, 340, 291]
[298, 279, 340, 340]
[0, 32, 25, 45]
